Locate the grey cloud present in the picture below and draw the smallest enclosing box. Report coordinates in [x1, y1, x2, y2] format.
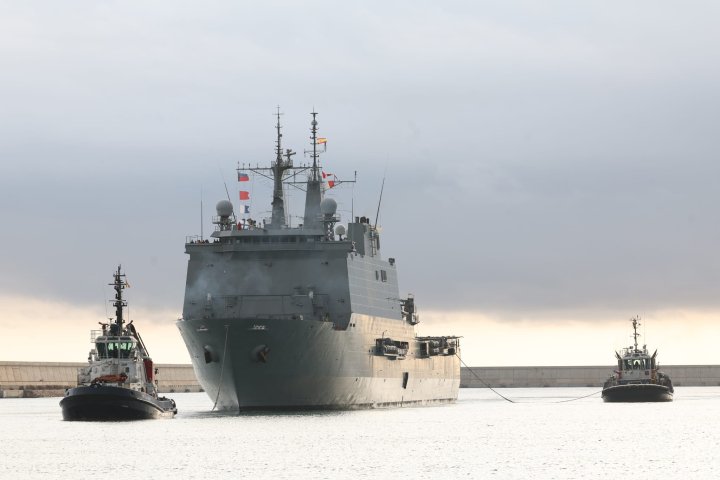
[1, 1, 719, 318]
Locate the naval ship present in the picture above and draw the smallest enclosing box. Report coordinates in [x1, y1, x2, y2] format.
[176, 111, 460, 410]
[602, 316, 673, 402]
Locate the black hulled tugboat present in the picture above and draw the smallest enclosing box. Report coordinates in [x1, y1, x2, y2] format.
[602, 316, 673, 403]
[60, 266, 177, 420]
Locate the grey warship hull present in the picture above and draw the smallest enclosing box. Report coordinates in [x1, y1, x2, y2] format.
[178, 315, 459, 410]
[177, 111, 460, 410]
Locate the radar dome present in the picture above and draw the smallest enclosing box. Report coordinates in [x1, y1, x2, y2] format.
[216, 200, 234, 217]
[320, 198, 338, 216]
[335, 225, 346, 236]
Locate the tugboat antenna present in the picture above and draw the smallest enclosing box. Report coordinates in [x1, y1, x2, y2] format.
[631, 315, 641, 351]
[110, 265, 127, 333]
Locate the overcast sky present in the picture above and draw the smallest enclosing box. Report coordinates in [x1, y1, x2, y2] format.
[1, 1, 719, 365]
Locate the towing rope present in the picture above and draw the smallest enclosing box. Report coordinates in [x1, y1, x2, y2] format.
[211, 324, 230, 412]
[456, 353, 602, 404]
[456, 353, 516, 403]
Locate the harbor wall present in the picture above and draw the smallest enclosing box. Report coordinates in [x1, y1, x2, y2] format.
[459, 365, 720, 388]
[0, 361, 201, 398]
[2, 362, 720, 397]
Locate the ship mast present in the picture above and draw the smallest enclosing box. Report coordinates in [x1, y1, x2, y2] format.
[111, 265, 127, 334]
[631, 316, 641, 351]
[237, 108, 355, 231]
[269, 107, 294, 229]
[303, 110, 323, 228]
[310, 111, 320, 182]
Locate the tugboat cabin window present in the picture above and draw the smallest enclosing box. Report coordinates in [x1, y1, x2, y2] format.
[624, 358, 648, 370]
[96, 340, 135, 359]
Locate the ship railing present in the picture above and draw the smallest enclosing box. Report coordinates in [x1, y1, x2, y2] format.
[186, 235, 207, 244]
[89, 329, 103, 342]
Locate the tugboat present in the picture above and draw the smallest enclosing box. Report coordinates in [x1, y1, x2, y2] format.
[602, 316, 673, 402]
[60, 266, 177, 420]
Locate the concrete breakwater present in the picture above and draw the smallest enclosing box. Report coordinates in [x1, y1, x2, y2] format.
[2, 361, 719, 398]
[0, 361, 201, 398]
[460, 365, 720, 388]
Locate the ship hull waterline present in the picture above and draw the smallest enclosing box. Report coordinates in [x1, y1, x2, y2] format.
[601, 384, 673, 403]
[177, 315, 461, 411]
[60, 385, 177, 421]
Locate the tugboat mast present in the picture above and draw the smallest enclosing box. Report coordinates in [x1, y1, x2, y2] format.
[631, 315, 641, 351]
[111, 265, 127, 334]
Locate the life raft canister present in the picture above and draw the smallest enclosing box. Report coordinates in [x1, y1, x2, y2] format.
[144, 359, 154, 382]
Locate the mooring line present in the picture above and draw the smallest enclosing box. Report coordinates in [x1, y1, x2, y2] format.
[456, 353, 515, 403]
[212, 324, 230, 412]
[456, 353, 602, 404]
[552, 390, 603, 403]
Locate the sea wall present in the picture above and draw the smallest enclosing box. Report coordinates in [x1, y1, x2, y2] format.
[0, 361, 201, 398]
[459, 365, 720, 388]
[2, 362, 719, 398]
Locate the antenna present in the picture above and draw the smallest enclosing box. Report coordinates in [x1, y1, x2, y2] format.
[110, 265, 128, 334]
[374, 174, 386, 229]
[217, 164, 237, 225]
[269, 107, 293, 228]
[631, 315, 641, 351]
[310, 109, 320, 182]
[200, 187, 203, 240]
[275, 106, 284, 165]
[351, 171, 356, 220]
[222, 180, 236, 224]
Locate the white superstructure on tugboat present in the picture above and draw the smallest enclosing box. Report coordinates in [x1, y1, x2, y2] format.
[60, 266, 177, 420]
[602, 316, 673, 403]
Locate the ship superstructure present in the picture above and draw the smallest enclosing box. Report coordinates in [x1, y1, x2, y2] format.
[177, 111, 460, 409]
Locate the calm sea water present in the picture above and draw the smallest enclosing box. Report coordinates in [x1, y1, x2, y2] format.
[1, 387, 719, 479]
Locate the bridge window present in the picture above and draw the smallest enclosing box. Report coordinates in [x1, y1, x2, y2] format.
[380, 270, 387, 282]
[96, 341, 135, 359]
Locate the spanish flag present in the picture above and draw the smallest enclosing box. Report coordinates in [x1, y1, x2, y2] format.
[317, 137, 327, 144]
